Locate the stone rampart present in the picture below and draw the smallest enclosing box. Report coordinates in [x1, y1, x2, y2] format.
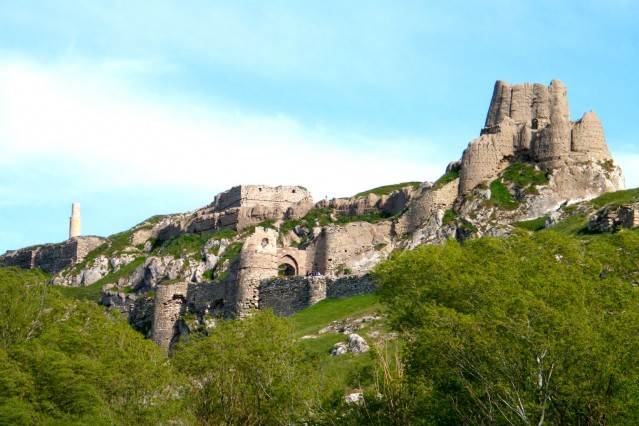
[235, 227, 279, 317]
[259, 275, 375, 316]
[1, 236, 105, 274]
[307, 221, 392, 275]
[317, 185, 416, 217]
[179, 185, 314, 235]
[588, 203, 639, 233]
[396, 180, 459, 234]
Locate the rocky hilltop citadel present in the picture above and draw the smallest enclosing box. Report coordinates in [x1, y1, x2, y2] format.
[1, 80, 627, 350]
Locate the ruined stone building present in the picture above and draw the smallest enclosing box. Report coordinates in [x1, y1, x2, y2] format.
[0, 79, 627, 351]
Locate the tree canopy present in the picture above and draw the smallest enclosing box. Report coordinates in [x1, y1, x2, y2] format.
[374, 230, 639, 425]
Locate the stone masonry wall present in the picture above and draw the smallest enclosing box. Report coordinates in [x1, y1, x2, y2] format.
[182, 185, 315, 235]
[588, 203, 639, 233]
[151, 281, 188, 352]
[1, 236, 105, 274]
[459, 79, 619, 194]
[395, 180, 459, 234]
[235, 227, 279, 318]
[307, 221, 392, 275]
[259, 275, 375, 316]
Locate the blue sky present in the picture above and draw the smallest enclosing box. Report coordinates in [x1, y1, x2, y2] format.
[0, 1, 638, 253]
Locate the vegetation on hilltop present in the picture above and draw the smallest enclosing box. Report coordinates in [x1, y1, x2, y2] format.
[355, 181, 421, 198]
[431, 166, 460, 190]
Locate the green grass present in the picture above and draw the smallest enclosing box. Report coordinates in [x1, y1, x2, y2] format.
[289, 293, 382, 338]
[442, 209, 457, 225]
[513, 216, 548, 232]
[432, 168, 461, 190]
[291, 293, 388, 394]
[547, 213, 589, 236]
[335, 211, 391, 225]
[206, 242, 243, 281]
[502, 162, 549, 188]
[590, 187, 639, 209]
[152, 228, 238, 259]
[486, 179, 519, 209]
[354, 181, 421, 198]
[59, 280, 106, 303]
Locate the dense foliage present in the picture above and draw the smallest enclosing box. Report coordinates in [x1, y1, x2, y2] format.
[375, 230, 639, 425]
[0, 268, 186, 425]
[3, 227, 639, 424]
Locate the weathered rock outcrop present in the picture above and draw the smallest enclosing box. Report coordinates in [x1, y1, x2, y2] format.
[317, 185, 417, 217]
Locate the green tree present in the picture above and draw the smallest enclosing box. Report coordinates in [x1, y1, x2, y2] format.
[0, 267, 187, 425]
[374, 231, 639, 425]
[173, 310, 315, 425]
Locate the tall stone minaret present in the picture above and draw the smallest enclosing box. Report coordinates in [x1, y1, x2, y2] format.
[69, 203, 81, 239]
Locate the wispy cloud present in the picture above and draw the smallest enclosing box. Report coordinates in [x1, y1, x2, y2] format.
[0, 59, 442, 208]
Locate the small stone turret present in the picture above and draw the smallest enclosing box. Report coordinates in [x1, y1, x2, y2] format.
[69, 203, 81, 238]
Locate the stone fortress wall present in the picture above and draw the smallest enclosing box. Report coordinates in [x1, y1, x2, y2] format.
[459, 80, 618, 194]
[259, 275, 376, 317]
[1, 236, 105, 274]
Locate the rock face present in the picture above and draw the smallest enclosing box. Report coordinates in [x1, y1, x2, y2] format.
[459, 80, 622, 194]
[316, 185, 417, 217]
[0, 236, 106, 274]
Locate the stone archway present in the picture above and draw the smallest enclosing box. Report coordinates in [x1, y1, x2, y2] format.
[278, 254, 299, 276]
[275, 247, 307, 277]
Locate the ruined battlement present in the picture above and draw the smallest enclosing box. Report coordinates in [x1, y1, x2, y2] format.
[1, 236, 106, 274]
[459, 80, 622, 193]
[212, 185, 313, 212]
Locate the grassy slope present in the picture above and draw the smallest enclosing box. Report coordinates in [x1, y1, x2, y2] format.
[290, 293, 385, 393]
[355, 182, 421, 198]
[512, 188, 639, 236]
[290, 293, 382, 337]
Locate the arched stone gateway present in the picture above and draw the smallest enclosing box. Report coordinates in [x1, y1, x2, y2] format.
[276, 247, 307, 277]
[278, 254, 299, 276]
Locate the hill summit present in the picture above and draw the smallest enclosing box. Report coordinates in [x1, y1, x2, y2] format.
[0, 79, 626, 350]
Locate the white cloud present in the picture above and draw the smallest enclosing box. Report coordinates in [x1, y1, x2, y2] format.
[0, 59, 440, 206]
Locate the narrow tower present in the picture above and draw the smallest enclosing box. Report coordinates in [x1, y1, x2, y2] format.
[69, 203, 81, 239]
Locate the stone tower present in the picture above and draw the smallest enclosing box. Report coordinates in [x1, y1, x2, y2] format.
[69, 203, 82, 239]
[458, 79, 622, 194]
[235, 227, 279, 318]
